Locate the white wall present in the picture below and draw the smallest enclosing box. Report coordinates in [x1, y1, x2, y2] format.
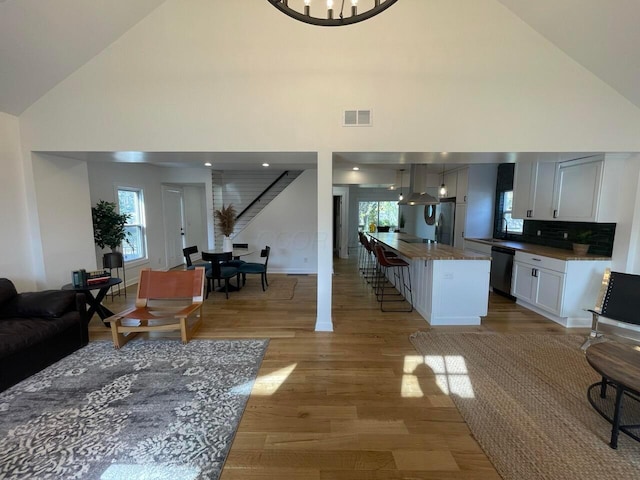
[30, 153, 96, 288]
[19, 0, 640, 153]
[87, 162, 212, 286]
[611, 155, 640, 273]
[0, 113, 34, 290]
[233, 170, 318, 274]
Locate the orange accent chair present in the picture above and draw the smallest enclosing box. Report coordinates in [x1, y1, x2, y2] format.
[106, 267, 205, 349]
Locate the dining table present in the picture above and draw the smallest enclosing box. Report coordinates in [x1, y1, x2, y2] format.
[201, 248, 256, 292]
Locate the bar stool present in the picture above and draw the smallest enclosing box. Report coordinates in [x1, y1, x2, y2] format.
[359, 234, 378, 283]
[373, 244, 413, 312]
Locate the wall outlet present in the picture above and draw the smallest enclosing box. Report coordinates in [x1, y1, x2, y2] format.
[304, 257, 308, 263]
[537, 230, 541, 236]
[563, 232, 568, 239]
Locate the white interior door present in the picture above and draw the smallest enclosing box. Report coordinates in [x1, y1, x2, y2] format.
[163, 186, 185, 269]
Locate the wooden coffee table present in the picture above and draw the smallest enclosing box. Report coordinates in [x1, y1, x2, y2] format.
[585, 341, 640, 448]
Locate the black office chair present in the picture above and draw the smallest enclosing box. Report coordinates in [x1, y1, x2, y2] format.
[201, 252, 239, 299]
[238, 246, 270, 291]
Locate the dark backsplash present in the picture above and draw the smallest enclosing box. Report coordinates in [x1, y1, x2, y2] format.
[493, 163, 615, 256]
[518, 220, 615, 256]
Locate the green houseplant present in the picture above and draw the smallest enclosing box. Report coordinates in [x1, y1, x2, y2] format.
[91, 200, 132, 252]
[214, 203, 237, 252]
[572, 230, 592, 255]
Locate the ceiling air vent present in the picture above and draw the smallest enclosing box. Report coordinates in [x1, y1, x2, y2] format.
[343, 109, 372, 127]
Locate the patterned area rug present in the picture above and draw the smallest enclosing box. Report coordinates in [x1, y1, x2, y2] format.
[409, 332, 640, 480]
[0, 339, 268, 480]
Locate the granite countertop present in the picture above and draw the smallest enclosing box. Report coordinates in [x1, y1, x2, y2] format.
[368, 233, 490, 261]
[465, 238, 611, 261]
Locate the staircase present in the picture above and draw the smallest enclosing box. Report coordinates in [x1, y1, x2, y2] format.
[212, 170, 302, 246]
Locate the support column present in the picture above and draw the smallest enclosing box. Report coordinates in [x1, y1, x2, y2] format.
[316, 151, 333, 332]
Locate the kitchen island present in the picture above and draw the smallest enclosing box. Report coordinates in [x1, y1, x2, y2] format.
[369, 232, 490, 326]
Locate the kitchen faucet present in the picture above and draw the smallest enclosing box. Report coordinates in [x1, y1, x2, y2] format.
[502, 216, 509, 238]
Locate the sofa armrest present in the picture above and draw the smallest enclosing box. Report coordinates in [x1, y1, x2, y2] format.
[0, 290, 77, 319]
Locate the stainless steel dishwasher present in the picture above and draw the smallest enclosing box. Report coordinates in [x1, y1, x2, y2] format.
[490, 245, 515, 298]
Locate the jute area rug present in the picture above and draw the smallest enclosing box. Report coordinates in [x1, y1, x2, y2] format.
[409, 332, 640, 480]
[0, 339, 268, 480]
[226, 276, 297, 301]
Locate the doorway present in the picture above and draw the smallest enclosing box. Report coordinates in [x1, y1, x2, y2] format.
[162, 186, 185, 269]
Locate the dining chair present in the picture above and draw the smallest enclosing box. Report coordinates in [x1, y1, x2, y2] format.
[238, 246, 270, 291]
[183, 246, 211, 275]
[201, 252, 239, 299]
[226, 243, 248, 268]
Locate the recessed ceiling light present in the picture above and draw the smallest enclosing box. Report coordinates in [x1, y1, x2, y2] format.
[262, 163, 270, 167]
[204, 162, 212, 167]
[352, 167, 360, 171]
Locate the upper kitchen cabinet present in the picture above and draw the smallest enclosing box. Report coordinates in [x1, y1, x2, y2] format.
[551, 155, 623, 222]
[513, 154, 625, 223]
[443, 170, 458, 198]
[455, 168, 469, 204]
[453, 164, 497, 248]
[512, 161, 555, 220]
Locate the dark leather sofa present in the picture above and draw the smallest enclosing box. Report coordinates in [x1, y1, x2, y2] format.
[0, 278, 89, 392]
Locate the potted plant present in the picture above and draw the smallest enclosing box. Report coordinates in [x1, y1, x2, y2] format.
[91, 200, 132, 267]
[214, 203, 237, 252]
[573, 230, 592, 255]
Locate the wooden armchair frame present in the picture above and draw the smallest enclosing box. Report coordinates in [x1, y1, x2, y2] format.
[106, 267, 206, 348]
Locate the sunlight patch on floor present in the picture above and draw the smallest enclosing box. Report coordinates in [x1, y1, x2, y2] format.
[244, 363, 297, 396]
[101, 464, 199, 479]
[402, 355, 475, 398]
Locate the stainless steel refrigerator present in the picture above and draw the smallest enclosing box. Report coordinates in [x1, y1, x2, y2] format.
[434, 198, 456, 245]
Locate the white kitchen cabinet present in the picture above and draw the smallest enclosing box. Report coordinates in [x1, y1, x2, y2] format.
[455, 168, 468, 203]
[512, 252, 566, 317]
[512, 161, 555, 220]
[511, 251, 610, 327]
[454, 203, 466, 249]
[513, 154, 625, 222]
[464, 239, 492, 256]
[552, 156, 602, 221]
[443, 170, 458, 198]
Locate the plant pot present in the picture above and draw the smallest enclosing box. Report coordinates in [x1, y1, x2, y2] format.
[223, 236, 233, 253]
[103, 251, 124, 268]
[572, 243, 590, 255]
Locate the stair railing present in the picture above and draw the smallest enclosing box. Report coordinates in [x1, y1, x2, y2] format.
[236, 171, 290, 221]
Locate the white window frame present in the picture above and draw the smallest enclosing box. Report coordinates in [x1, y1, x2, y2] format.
[116, 186, 148, 265]
[502, 190, 523, 235]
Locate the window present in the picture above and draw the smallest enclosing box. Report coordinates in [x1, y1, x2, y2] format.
[359, 201, 399, 230]
[501, 191, 523, 235]
[117, 187, 147, 262]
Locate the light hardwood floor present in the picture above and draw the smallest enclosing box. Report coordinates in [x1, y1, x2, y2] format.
[89, 257, 587, 479]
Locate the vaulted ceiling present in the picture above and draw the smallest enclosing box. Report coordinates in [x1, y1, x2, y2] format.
[1, 0, 638, 116]
[0, 0, 167, 116]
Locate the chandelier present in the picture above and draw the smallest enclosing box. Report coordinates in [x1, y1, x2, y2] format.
[267, 0, 398, 27]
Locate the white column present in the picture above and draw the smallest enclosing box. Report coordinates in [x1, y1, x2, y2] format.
[316, 151, 333, 331]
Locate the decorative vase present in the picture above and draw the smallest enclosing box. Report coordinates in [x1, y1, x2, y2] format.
[223, 236, 233, 253]
[572, 243, 589, 255]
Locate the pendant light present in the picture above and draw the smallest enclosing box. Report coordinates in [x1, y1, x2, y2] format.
[398, 169, 404, 201]
[439, 164, 447, 198]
